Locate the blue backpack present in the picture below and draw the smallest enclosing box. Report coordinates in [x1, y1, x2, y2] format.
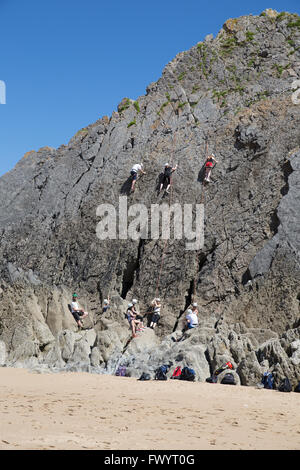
[116, 365, 126, 377]
[294, 381, 300, 393]
[262, 372, 274, 389]
[155, 364, 169, 380]
[180, 366, 196, 382]
[278, 377, 292, 393]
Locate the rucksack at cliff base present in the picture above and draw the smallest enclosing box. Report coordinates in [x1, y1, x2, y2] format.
[294, 381, 300, 393]
[206, 375, 218, 383]
[215, 362, 234, 376]
[154, 364, 169, 381]
[115, 365, 126, 377]
[278, 377, 292, 393]
[171, 366, 182, 379]
[138, 372, 151, 381]
[261, 372, 274, 390]
[220, 373, 235, 385]
[180, 366, 195, 382]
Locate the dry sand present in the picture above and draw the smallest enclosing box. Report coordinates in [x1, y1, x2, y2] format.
[0, 367, 299, 450]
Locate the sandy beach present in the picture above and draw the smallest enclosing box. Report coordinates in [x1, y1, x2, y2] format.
[0, 367, 299, 451]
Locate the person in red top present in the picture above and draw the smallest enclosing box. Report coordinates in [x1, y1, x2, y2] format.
[204, 154, 218, 182]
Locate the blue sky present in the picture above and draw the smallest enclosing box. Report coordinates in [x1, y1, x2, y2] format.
[0, 0, 299, 176]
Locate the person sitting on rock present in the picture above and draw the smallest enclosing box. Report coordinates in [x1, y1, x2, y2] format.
[185, 308, 199, 329]
[150, 298, 161, 329]
[130, 163, 146, 193]
[204, 154, 218, 182]
[71, 293, 89, 329]
[159, 163, 177, 194]
[126, 303, 141, 338]
[171, 306, 198, 342]
[132, 298, 145, 329]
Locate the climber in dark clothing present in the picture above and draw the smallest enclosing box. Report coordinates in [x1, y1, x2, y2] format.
[204, 154, 218, 182]
[159, 163, 178, 194]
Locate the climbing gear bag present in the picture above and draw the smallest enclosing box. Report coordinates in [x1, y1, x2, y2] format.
[180, 366, 195, 382]
[171, 366, 182, 379]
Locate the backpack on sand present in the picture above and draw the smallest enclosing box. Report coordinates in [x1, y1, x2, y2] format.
[294, 381, 300, 393]
[278, 377, 292, 393]
[206, 375, 218, 383]
[154, 364, 169, 381]
[180, 366, 195, 382]
[138, 372, 151, 381]
[220, 373, 235, 385]
[171, 366, 182, 379]
[261, 372, 274, 389]
[115, 365, 126, 377]
[261, 372, 274, 390]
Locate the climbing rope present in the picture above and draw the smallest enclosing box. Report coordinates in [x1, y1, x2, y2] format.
[192, 137, 208, 301]
[148, 82, 216, 305]
[154, 127, 177, 299]
[154, 110, 215, 302]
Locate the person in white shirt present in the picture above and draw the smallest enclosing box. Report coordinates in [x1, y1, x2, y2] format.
[150, 298, 161, 329]
[70, 293, 89, 328]
[191, 302, 199, 316]
[185, 308, 198, 329]
[102, 297, 110, 314]
[130, 163, 146, 192]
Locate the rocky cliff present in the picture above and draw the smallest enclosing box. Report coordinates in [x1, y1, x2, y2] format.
[0, 9, 300, 388]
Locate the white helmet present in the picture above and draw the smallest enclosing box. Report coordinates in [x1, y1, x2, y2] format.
[165, 162, 169, 166]
[187, 309, 193, 315]
[128, 303, 133, 308]
[132, 299, 138, 304]
[156, 298, 160, 302]
[104, 299, 109, 304]
[193, 302, 198, 307]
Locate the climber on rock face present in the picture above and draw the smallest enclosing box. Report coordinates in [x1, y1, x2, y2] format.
[70, 293, 89, 329]
[159, 163, 177, 194]
[185, 308, 199, 329]
[204, 154, 218, 182]
[126, 302, 142, 337]
[130, 163, 146, 192]
[150, 297, 161, 329]
[191, 302, 199, 316]
[102, 297, 110, 313]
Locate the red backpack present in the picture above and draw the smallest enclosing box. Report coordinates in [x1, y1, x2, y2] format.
[171, 366, 182, 379]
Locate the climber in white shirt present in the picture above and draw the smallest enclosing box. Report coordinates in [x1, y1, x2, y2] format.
[130, 163, 146, 192]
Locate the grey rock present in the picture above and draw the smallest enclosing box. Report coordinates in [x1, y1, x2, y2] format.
[0, 11, 300, 385]
[0, 340, 6, 366]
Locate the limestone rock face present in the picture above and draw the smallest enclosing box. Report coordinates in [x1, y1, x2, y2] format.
[0, 11, 300, 387]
